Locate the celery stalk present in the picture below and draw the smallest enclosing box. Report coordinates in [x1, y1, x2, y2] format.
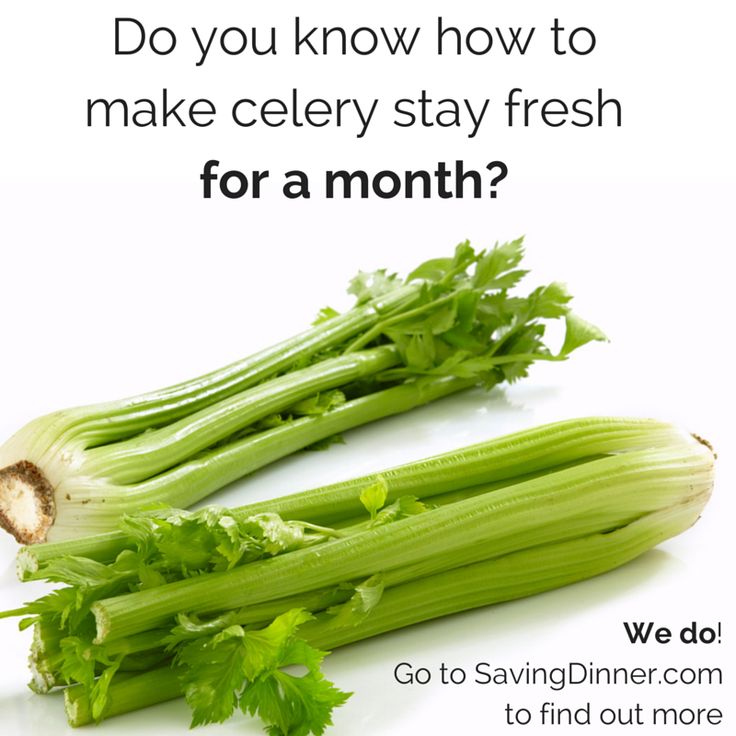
[2, 417, 713, 735]
[0, 238, 605, 544]
[92, 437, 712, 643]
[48, 376, 475, 540]
[63, 499, 706, 727]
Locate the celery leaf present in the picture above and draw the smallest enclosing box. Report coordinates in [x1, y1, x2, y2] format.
[176, 609, 351, 735]
[359, 477, 388, 520]
[560, 312, 608, 356]
[327, 574, 385, 628]
[348, 269, 400, 305]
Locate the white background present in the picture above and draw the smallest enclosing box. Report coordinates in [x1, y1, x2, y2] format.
[0, 1, 734, 734]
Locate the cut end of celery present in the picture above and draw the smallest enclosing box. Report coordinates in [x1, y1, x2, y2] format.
[16, 546, 40, 580]
[0, 461, 56, 544]
[64, 685, 90, 728]
[28, 623, 61, 693]
[28, 659, 58, 694]
[91, 603, 111, 645]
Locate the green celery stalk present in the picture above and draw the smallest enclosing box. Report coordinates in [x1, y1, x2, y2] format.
[1, 238, 606, 545]
[47, 376, 475, 540]
[18, 286, 421, 451]
[79, 346, 401, 485]
[91, 437, 713, 643]
[306, 500, 705, 647]
[63, 499, 704, 727]
[65, 667, 184, 727]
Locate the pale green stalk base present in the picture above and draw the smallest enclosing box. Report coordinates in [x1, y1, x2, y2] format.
[47, 376, 474, 541]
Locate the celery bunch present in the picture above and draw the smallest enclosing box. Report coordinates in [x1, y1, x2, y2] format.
[0, 238, 604, 544]
[2, 418, 714, 735]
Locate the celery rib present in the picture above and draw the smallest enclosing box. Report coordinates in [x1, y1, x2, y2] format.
[60, 286, 421, 447]
[63, 500, 705, 727]
[92, 440, 713, 643]
[1, 239, 608, 544]
[81, 346, 401, 485]
[49, 377, 475, 540]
